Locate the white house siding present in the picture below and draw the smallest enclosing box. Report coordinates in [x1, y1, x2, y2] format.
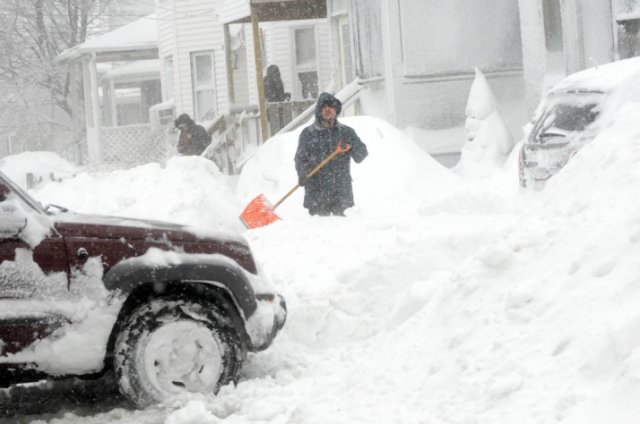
[372, 0, 526, 145]
[156, 0, 229, 121]
[220, 0, 251, 25]
[579, 1, 614, 68]
[518, 0, 615, 115]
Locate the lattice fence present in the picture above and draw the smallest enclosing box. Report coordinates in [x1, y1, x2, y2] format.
[102, 124, 176, 167]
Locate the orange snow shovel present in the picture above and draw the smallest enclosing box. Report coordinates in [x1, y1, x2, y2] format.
[240, 144, 351, 229]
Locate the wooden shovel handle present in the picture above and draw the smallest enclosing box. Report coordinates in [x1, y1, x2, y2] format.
[272, 147, 344, 210]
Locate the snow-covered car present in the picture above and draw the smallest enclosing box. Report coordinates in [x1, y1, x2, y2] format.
[519, 57, 640, 188]
[0, 170, 286, 407]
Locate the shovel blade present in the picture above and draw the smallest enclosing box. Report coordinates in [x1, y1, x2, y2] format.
[239, 194, 281, 229]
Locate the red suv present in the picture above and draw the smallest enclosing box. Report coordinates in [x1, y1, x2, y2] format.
[0, 170, 286, 407]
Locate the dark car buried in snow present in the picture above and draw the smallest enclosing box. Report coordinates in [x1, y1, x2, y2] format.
[519, 57, 640, 188]
[0, 170, 286, 407]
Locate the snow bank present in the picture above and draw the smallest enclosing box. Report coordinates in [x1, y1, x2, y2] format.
[0, 151, 77, 189]
[7, 112, 640, 423]
[237, 115, 465, 220]
[34, 155, 244, 234]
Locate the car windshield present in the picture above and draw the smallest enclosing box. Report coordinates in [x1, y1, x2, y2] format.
[531, 95, 602, 144]
[545, 103, 599, 132]
[0, 170, 46, 214]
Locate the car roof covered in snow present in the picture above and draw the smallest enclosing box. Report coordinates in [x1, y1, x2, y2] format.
[550, 57, 640, 95]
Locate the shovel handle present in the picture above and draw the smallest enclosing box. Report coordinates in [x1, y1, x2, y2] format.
[272, 146, 345, 210]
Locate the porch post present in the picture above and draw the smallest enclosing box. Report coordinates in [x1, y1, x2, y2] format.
[82, 53, 103, 163]
[110, 79, 117, 127]
[88, 53, 103, 162]
[610, 0, 620, 60]
[224, 23, 236, 105]
[518, 0, 547, 116]
[561, 0, 585, 74]
[251, 8, 269, 142]
[81, 57, 96, 161]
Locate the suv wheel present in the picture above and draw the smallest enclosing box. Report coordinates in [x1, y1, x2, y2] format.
[114, 297, 242, 407]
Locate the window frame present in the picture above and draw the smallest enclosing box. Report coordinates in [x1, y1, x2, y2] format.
[163, 55, 175, 101]
[290, 25, 320, 100]
[190, 50, 217, 121]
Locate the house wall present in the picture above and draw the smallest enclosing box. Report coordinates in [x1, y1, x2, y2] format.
[157, 0, 229, 121]
[579, 1, 615, 67]
[157, 0, 331, 122]
[518, 0, 615, 115]
[373, 0, 527, 150]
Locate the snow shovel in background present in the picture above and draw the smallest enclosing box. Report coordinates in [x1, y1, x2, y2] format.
[240, 143, 351, 229]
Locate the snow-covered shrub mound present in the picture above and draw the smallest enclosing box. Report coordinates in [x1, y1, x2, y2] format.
[237, 115, 465, 219]
[456, 68, 514, 178]
[34, 156, 244, 234]
[0, 151, 77, 189]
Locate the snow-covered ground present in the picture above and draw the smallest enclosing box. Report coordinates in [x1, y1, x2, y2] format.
[1, 111, 640, 423]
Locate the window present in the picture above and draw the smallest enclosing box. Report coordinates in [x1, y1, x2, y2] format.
[191, 51, 216, 121]
[351, 0, 384, 79]
[293, 27, 319, 100]
[163, 55, 174, 100]
[339, 17, 355, 85]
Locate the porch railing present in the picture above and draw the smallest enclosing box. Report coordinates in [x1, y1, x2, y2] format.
[201, 106, 261, 175]
[56, 84, 363, 173]
[101, 124, 174, 167]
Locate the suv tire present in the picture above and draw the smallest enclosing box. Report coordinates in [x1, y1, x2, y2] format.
[114, 297, 242, 407]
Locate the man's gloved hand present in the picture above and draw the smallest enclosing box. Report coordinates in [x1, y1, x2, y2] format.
[337, 142, 352, 153]
[298, 176, 308, 186]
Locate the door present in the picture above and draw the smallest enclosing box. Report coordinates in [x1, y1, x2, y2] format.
[0, 179, 69, 356]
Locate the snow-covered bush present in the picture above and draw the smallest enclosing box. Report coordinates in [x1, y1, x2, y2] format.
[455, 68, 514, 178]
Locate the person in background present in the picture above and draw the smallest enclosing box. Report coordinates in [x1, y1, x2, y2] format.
[295, 92, 368, 216]
[174, 113, 211, 156]
[263, 65, 290, 103]
[264, 65, 291, 134]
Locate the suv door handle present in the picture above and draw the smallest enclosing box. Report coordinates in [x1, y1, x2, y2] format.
[77, 247, 89, 260]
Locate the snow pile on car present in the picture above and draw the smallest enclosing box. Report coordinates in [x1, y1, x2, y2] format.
[0, 151, 77, 190]
[34, 155, 244, 234]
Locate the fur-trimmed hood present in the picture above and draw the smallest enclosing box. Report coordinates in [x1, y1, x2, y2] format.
[314, 92, 342, 123]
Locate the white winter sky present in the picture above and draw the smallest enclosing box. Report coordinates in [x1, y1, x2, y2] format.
[3, 87, 640, 424]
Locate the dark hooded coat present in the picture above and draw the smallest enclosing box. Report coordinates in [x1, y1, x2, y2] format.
[264, 65, 286, 103]
[294, 92, 368, 214]
[174, 113, 211, 156]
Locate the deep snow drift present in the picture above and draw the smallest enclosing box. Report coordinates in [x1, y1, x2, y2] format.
[1, 113, 640, 423]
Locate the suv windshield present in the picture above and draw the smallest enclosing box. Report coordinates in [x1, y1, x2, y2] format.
[0, 170, 46, 214]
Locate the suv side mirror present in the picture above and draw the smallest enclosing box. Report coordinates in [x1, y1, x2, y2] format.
[0, 202, 27, 238]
